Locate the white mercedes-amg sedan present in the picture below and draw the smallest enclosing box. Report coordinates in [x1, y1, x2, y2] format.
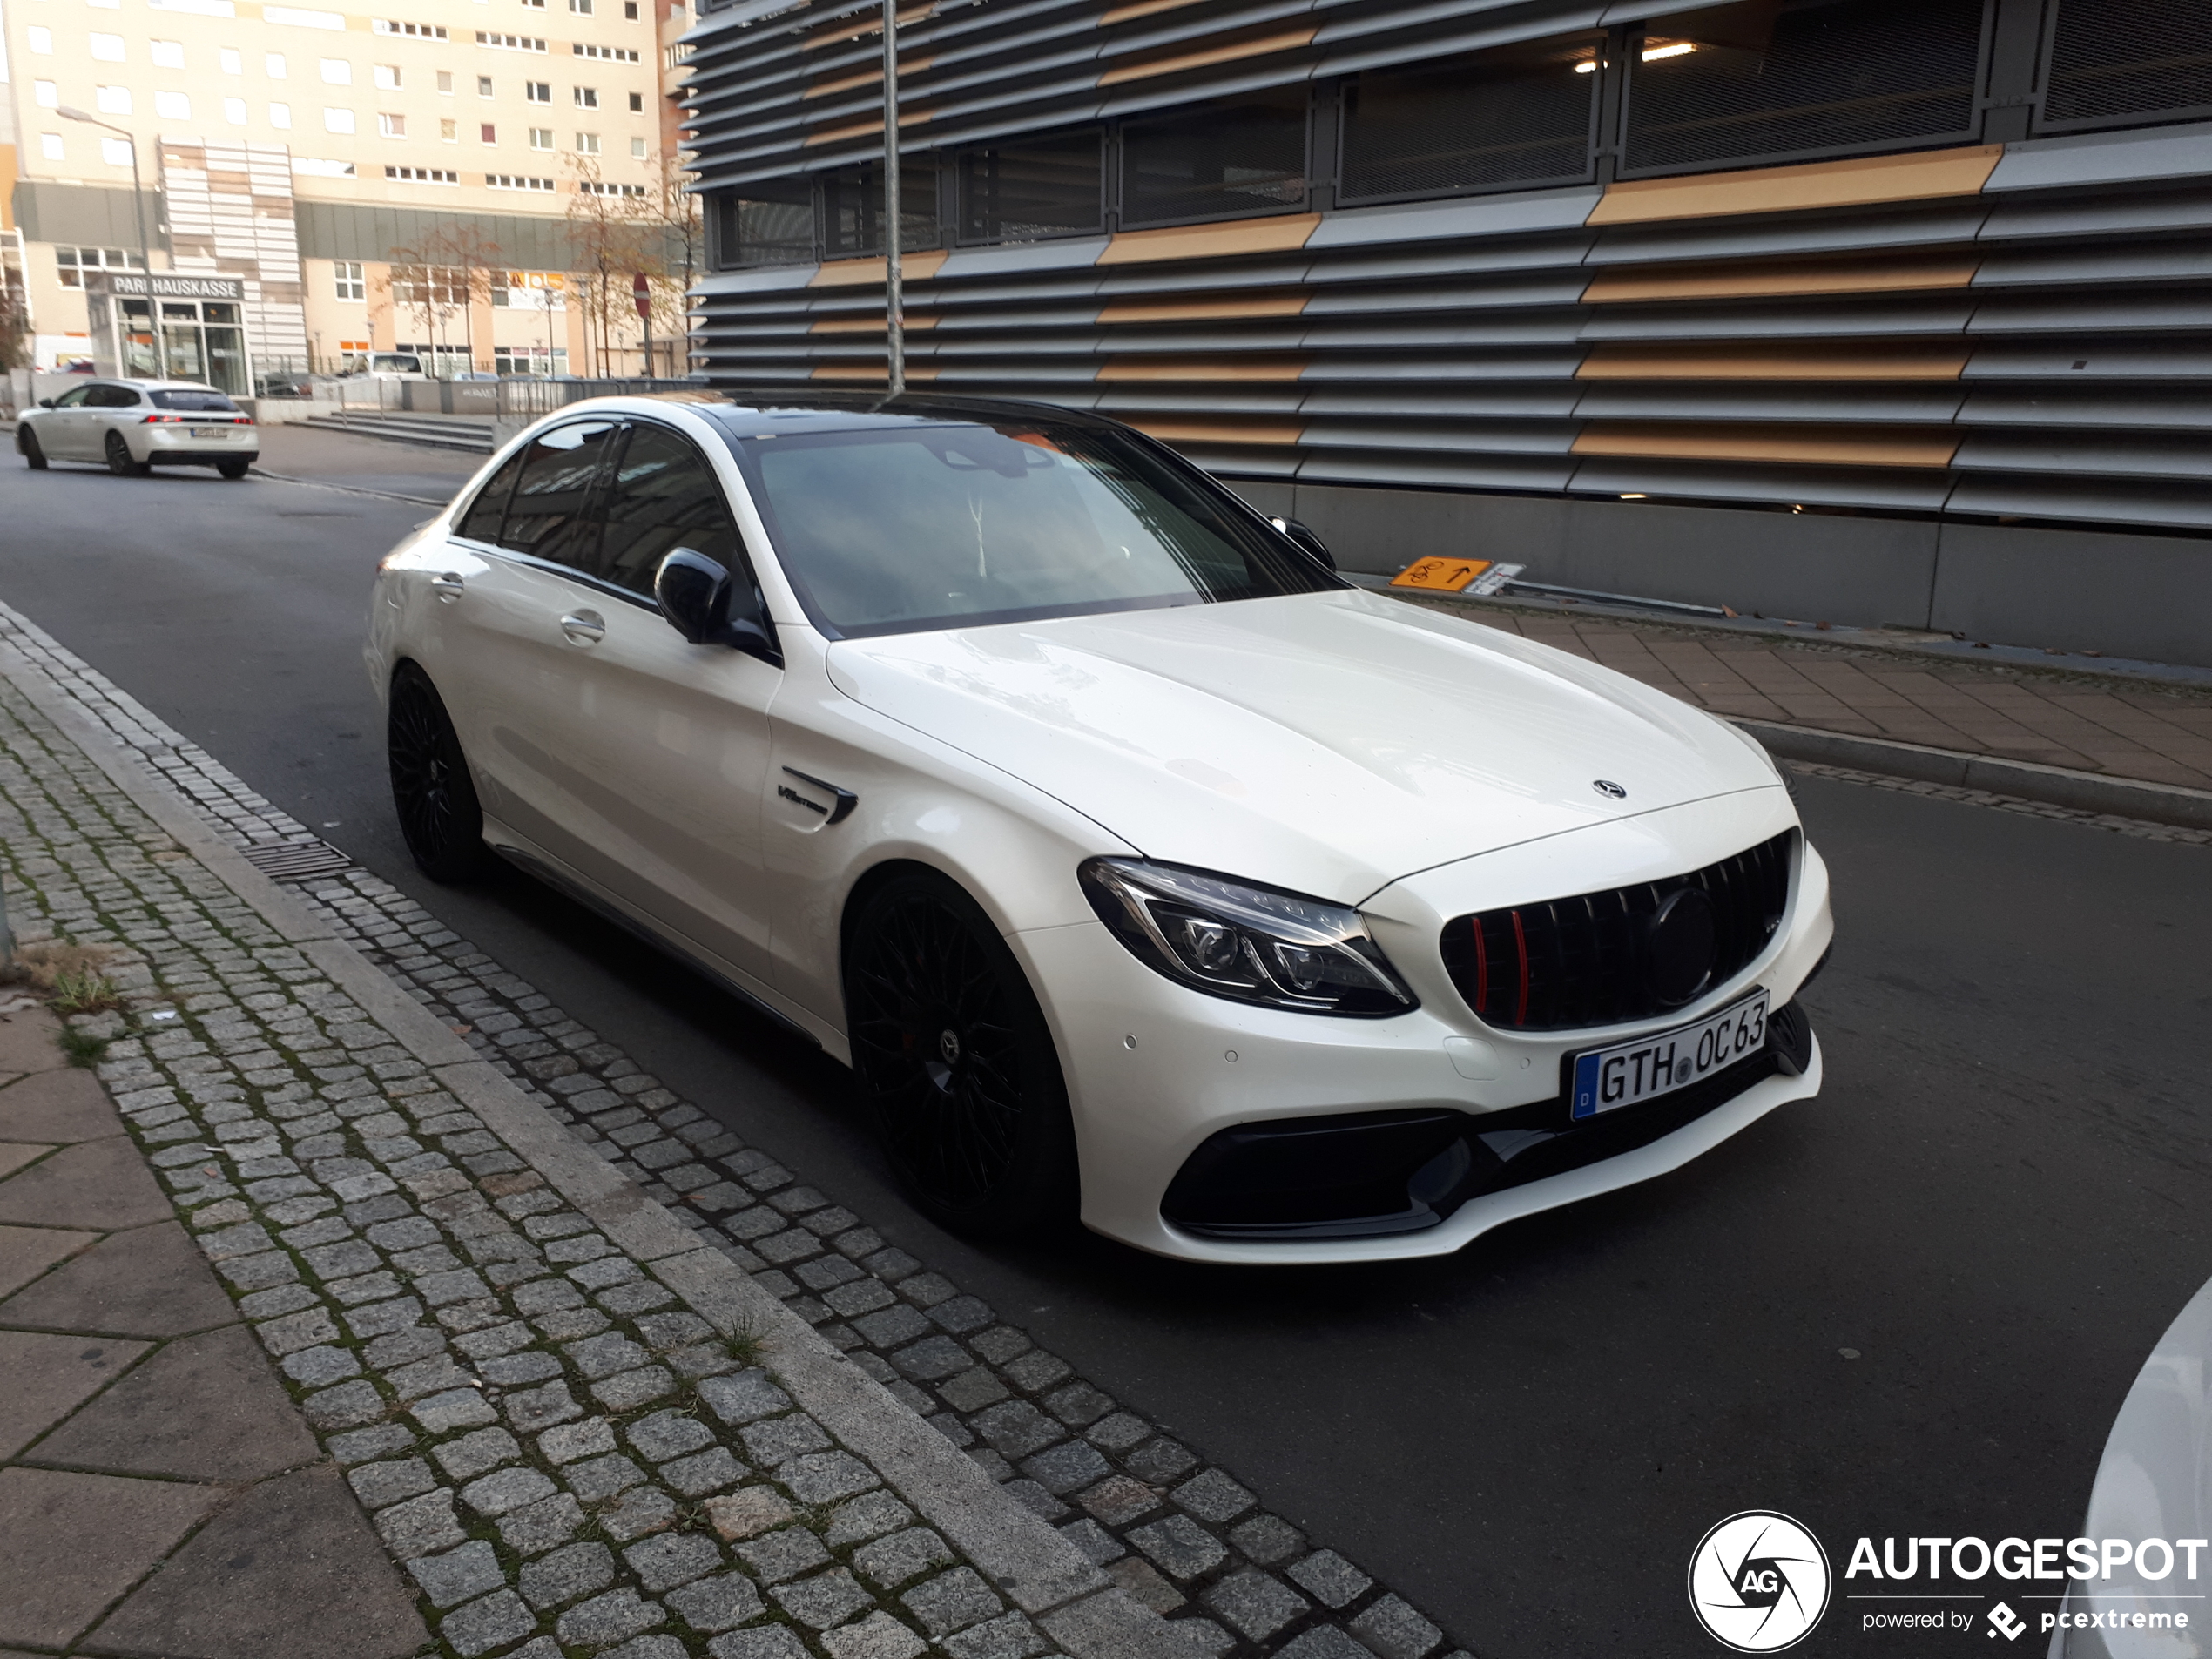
[367, 393, 1832, 1264]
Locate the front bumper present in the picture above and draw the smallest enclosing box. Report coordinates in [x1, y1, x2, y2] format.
[1016, 792, 1832, 1264]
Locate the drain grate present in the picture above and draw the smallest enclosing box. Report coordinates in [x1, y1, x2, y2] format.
[238, 840, 355, 881]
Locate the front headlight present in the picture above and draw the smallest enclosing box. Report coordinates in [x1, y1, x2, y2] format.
[1079, 858, 1418, 1017]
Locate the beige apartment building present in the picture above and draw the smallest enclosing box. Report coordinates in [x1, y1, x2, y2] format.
[1, 0, 698, 387]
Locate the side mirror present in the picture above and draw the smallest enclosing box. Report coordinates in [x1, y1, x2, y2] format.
[653, 548, 781, 665]
[1270, 516, 1336, 571]
[37, 398, 54, 409]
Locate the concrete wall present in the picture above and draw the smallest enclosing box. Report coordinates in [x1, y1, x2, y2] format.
[1227, 477, 2212, 669]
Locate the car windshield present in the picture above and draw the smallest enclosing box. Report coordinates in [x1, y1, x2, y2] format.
[151, 389, 239, 412]
[725, 417, 1338, 638]
[373, 354, 422, 374]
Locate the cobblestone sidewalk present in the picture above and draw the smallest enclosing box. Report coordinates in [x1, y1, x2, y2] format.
[0, 619, 1471, 1659]
[1409, 595, 2212, 791]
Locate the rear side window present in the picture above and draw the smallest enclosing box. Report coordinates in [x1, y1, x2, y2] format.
[455, 447, 529, 544]
[497, 421, 620, 570]
[151, 389, 239, 412]
[595, 422, 748, 603]
[91, 384, 143, 408]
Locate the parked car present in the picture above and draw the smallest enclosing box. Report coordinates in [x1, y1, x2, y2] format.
[368, 394, 1832, 1261]
[17, 378, 258, 478]
[2048, 1271, 2212, 1656]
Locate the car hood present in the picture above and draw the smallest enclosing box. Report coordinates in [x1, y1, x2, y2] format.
[824, 588, 1780, 902]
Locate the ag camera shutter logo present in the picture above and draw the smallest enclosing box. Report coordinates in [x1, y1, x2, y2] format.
[1689, 1511, 1831, 1652]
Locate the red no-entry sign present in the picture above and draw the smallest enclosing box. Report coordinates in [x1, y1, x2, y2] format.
[632, 273, 651, 319]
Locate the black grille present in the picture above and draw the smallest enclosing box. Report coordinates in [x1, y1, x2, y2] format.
[1620, 0, 1987, 176]
[958, 130, 1103, 243]
[1121, 89, 1308, 227]
[1339, 36, 1601, 203]
[2040, 0, 2212, 131]
[1440, 830, 1794, 1032]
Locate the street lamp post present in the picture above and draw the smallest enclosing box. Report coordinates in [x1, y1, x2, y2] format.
[881, 0, 902, 397]
[56, 107, 162, 374]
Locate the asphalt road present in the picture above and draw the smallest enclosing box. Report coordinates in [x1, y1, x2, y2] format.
[5, 435, 2209, 1656]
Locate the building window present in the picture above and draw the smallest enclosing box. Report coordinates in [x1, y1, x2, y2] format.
[2038, 0, 2212, 132]
[102, 137, 135, 165]
[631, 136, 647, 158]
[523, 0, 546, 7]
[482, 123, 498, 143]
[526, 81, 551, 102]
[628, 91, 644, 111]
[374, 18, 449, 37]
[824, 160, 937, 256]
[154, 91, 192, 119]
[325, 106, 356, 133]
[25, 26, 51, 53]
[90, 33, 126, 62]
[530, 126, 555, 148]
[571, 0, 595, 15]
[57, 247, 143, 289]
[380, 111, 406, 136]
[1121, 89, 1307, 226]
[95, 85, 133, 115]
[624, 2, 638, 18]
[266, 52, 287, 78]
[225, 97, 249, 123]
[40, 133, 65, 161]
[479, 75, 495, 95]
[1620, 0, 1986, 175]
[956, 130, 1102, 243]
[33, 81, 59, 108]
[221, 48, 243, 73]
[374, 64, 401, 89]
[475, 32, 549, 51]
[713, 186, 814, 267]
[487, 172, 556, 190]
[320, 57, 352, 84]
[442, 118, 458, 139]
[575, 85, 598, 107]
[335, 260, 366, 299]
[574, 43, 639, 61]
[437, 71, 454, 93]
[580, 179, 645, 196]
[270, 102, 293, 127]
[387, 165, 458, 182]
[152, 39, 187, 67]
[576, 131, 600, 152]
[1340, 37, 1600, 203]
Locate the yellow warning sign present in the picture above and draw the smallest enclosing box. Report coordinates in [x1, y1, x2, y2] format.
[1391, 557, 1492, 592]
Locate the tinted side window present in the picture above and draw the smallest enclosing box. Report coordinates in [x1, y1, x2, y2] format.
[92, 384, 143, 408]
[597, 423, 749, 605]
[455, 447, 530, 544]
[498, 421, 620, 570]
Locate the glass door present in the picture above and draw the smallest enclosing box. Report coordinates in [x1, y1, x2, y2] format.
[202, 303, 249, 394]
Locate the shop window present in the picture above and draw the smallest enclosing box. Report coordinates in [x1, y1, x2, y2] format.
[1122, 89, 1306, 226]
[957, 129, 1102, 242]
[1620, 0, 1987, 176]
[1341, 35, 1601, 201]
[2039, 0, 2212, 132]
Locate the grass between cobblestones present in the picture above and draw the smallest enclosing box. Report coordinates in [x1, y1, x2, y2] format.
[0, 598, 1474, 1659]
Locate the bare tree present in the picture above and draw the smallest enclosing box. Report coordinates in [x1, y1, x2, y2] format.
[565, 149, 699, 378]
[380, 245, 471, 372]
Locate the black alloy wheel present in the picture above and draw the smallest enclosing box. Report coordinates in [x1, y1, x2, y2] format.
[846, 873, 1078, 1238]
[387, 664, 493, 883]
[105, 431, 148, 477]
[18, 429, 46, 470]
[217, 460, 251, 480]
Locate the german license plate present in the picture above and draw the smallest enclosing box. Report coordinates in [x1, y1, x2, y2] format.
[1569, 990, 1769, 1121]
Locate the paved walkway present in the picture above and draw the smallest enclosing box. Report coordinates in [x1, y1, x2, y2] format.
[1408, 597, 2212, 791]
[0, 999, 428, 1658]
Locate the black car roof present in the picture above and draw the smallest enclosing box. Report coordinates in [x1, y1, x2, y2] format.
[681, 389, 1122, 438]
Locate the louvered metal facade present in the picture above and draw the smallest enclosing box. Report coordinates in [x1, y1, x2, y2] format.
[679, 0, 2212, 659]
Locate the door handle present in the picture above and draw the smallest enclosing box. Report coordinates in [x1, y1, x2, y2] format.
[560, 610, 606, 645]
[430, 572, 465, 602]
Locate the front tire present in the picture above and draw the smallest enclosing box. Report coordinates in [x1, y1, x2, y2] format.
[846, 873, 1078, 1238]
[19, 429, 47, 470]
[105, 431, 149, 477]
[387, 664, 493, 882]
